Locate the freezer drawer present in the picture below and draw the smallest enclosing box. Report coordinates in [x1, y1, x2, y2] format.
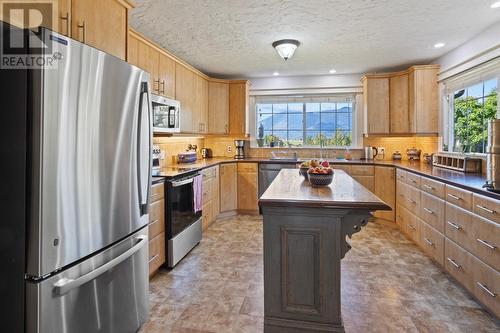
[26, 227, 149, 333]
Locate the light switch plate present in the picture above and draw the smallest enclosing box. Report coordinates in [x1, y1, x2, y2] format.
[227, 145, 232, 153]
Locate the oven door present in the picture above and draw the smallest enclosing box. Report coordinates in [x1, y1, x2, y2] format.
[167, 175, 202, 239]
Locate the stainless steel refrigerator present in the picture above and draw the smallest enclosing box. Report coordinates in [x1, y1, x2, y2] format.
[0, 22, 152, 333]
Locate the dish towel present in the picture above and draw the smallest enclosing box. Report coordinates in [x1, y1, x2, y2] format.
[193, 174, 203, 213]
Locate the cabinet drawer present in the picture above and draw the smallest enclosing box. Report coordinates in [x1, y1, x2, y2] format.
[406, 173, 421, 188]
[396, 180, 407, 204]
[396, 169, 407, 182]
[405, 210, 421, 245]
[420, 222, 444, 266]
[148, 232, 165, 276]
[420, 192, 445, 233]
[332, 164, 351, 175]
[445, 203, 474, 252]
[445, 185, 472, 211]
[420, 177, 445, 199]
[396, 203, 405, 229]
[202, 166, 217, 179]
[444, 238, 475, 292]
[150, 183, 165, 203]
[351, 165, 374, 176]
[472, 214, 500, 271]
[202, 179, 212, 203]
[471, 256, 500, 318]
[473, 194, 500, 224]
[404, 183, 420, 212]
[238, 162, 258, 173]
[149, 199, 165, 239]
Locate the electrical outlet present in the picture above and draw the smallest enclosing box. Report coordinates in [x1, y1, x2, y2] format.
[159, 151, 166, 160]
[226, 145, 232, 153]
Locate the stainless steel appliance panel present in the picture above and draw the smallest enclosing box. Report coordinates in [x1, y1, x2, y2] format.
[168, 218, 202, 267]
[258, 163, 297, 197]
[26, 227, 149, 333]
[27, 30, 152, 277]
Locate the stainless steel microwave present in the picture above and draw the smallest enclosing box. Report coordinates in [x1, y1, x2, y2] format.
[152, 94, 181, 133]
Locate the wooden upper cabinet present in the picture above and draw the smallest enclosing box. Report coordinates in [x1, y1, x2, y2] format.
[208, 81, 230, 134]
[127, 33, 139, 67]
[159, 53, 176, 98]
[390, 73, 410, 133]
[194, 75, 209, 133]
[57, 0, 71, 36]
[138, 41, 160, 94]
[175, 63, 195, 133]
[363, 77, 390, 134]
[71, 0, 132, 60]
[229, 81, 250, 135]
[409, 66, 440, 134]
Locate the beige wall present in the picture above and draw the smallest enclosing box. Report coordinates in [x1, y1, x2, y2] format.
[363, 136, 439, 161]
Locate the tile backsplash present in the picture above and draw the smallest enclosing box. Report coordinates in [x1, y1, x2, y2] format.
[362, 136, 439, 161]
[153, 136, 205, 167]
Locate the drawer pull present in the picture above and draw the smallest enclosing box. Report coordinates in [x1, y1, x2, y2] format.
[424, 238, 434, 246]
[476, 205, 495, 214]
[476, 239, 497, 250]
[476, 282, 497, 298]
[423, 208, 434, 215]
[408, 199, 416, 204]
[409, 179, 417, 184]
[148, 253, 159, 263]
[408, 224, 416, 231]
[423, 184, 434, 190]
[447, 257, 462, 269]
[447, 193, 461, 200]
[447, 221, 461, 230]
[150, 219, 159, 226]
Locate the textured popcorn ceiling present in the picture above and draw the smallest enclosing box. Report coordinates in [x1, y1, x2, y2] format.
[130, 0, 500, 78]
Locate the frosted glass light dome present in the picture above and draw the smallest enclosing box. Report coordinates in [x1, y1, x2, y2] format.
[272, 39, 300, 61]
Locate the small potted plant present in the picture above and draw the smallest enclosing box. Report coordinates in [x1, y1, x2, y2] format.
[257, 123, 264, 147]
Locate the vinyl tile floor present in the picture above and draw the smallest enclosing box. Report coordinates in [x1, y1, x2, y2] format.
[140, 215, 500, 333]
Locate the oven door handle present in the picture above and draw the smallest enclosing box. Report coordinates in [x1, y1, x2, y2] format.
[172, 178, 195, 187]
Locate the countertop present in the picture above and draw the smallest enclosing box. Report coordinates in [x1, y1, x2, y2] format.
[156, 157, 499, 200]
[259, 169, 391, 210]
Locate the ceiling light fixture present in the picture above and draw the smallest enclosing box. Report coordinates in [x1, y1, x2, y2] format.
[434, 42, 445, 48]
[273, 72, 280, 76]
[329, 69, 337, 74]
[272, 39, 300, 61]
[491, 1, 500, 8]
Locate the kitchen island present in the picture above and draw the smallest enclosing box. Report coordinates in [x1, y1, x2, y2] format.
[259, 169, 390, 333]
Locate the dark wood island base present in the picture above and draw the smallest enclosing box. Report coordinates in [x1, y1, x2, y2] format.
[259, 169, 390, 333]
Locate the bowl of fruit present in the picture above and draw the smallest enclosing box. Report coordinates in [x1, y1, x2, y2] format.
[307, 161, 334, 187]
[299, 160, 312, 178]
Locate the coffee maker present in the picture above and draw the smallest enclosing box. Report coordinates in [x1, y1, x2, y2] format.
[234, 140, 249, 159]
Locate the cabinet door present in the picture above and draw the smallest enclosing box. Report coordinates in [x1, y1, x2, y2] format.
[213, 166, 220, 217]
[374, 166, 396, 221]
[220, 163, 238, 212]
[208, 81, 229, 134]
[57, 0, 71, 36]
[390, 74, 410, 133]
[175, 64, 195, 133]
[237, 164, 258, 212]
[410, 67, 439, 134]
[138, 42, 160, 94]
[364, 77, 389, 134]
[127, 33, 139, 67]
[352, 175, 375, 193]
[194, 75, 209, 133]
[72, 0, 129, 60]
[229, 82, 249, 135]
[158, 53, 175, 98]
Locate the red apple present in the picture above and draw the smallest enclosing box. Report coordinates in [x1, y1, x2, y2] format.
[321, 160, 330, 168]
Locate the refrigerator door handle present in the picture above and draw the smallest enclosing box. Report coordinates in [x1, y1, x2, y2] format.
[137, 81, 152, 216]
[53, 235, 147, 296]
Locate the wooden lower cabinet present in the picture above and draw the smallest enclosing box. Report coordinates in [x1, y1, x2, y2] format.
[445, 238, 475, 292]
[220, 163, 238, 212]
[420, 192, 445, 233]
[374, 166, 395, 221]
[148, 182, 165, 277]
[472, 257, 500, 317]
[202, 166, 219, 230]
[352, 176, 374, 192]
[148, 232, 165, 276]
[237, 163, 258, 212]
[420, 220, 445, 266]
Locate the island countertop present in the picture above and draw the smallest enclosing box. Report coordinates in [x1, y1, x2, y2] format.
[259, 169, 392, 210]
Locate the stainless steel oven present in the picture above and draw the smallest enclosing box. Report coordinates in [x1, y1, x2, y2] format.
[166, 172, 202, 267]
[152, 94, 181, 133]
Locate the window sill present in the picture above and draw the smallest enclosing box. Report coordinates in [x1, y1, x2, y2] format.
[250, 146, 363, 150]
[438, 151, 487, 159]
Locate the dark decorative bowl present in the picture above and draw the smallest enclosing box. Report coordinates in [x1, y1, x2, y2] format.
[308, 173, 334, 187]
[299, 167, 309, 179]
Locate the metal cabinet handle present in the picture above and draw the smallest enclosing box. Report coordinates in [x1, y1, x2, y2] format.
[77, 21, 86, 42]
[408, 198, 416, 204]
[447, 221, 461, 230]
[53, 235, 147, 296]
[160, 81, 165, 94]
[408, 224, 416, 231]
[225, 124, 228, 134]
[476, 238, 497, 250]
[424, 238, 434, 246]
[150, 219, 159, 226]
[60, 12, 69, 36]
[409, 179, 417, 184]
[423, 184, 434, 190]
[476, 282, 497, 298]
[447, 257, 461, 269]
[476, 205, 495, 214]
[153, 79, 160, 92]
[423, 208, 434, 214]
[447, 193, 461, 200]
[148, 253, 159, 263]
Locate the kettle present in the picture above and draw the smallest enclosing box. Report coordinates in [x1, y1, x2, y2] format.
[364, 146, 378, 160]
